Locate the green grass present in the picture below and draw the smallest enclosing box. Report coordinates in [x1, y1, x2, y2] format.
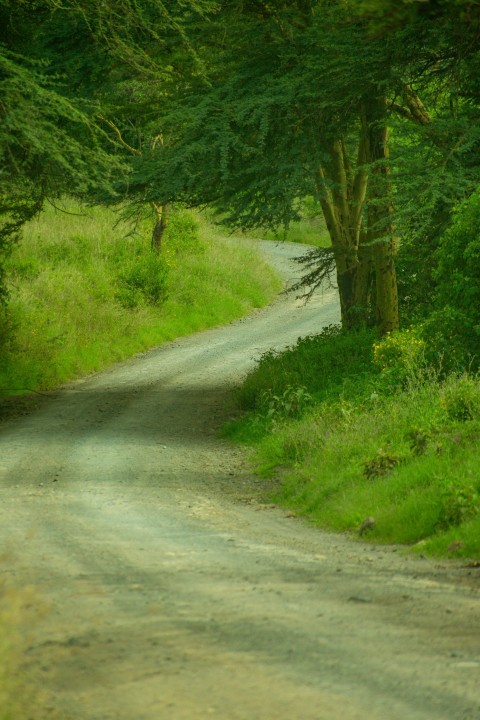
[0, 202, 281, 395]
[225, 326, 480, 559]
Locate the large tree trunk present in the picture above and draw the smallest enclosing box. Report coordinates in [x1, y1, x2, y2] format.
[363, 96, 399, 335]
[316, 130, 370, 328]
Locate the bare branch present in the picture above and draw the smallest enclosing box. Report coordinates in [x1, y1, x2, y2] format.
[99, 115, 141, 156]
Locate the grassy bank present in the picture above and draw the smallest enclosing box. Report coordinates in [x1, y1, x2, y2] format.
[225, 326, 480, 559]
[0, 202, 281, 395]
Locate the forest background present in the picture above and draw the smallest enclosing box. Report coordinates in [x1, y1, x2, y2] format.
[1, 0, 480, 558]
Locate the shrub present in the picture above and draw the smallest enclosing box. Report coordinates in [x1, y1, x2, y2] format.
[436, 483, 479, 530]
[363, 448, 402, 479]
[439, 374, 480, 422]
[237, 324, 376, 410]
[405, 426, 431, 455]
[260, 384, 312, 422]
[115, 253, 169, 308]
[422, 190, 480, 371]
[373, 328, 425, 390]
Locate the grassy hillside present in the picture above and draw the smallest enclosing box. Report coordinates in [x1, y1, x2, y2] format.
[225, 326, 480, 560]
[0, 202, 281, 396]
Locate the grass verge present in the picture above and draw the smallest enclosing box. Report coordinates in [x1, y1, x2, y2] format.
[0, 202, 281, 395]
[225, 326, 480, 560]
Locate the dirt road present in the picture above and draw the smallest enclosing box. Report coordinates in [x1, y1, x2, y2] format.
[0, 241, 479, 720]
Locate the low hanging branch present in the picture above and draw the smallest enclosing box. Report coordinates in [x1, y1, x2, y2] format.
[288, 247, 336, 302]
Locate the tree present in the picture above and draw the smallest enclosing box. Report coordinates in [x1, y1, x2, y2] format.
[0, 0, 124, 303]
[133, 0, 480, 336]
[54, 0, 215, 252]
[129, 0, 404, 332]
[358, 0, 480, 333]
[0, 0, 212, 301]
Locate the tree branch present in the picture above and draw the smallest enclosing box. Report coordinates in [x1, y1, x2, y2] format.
[316, 165, 343, 248]
[288, 247, 336, 302]
[387, 84, 431, 126]
[99, 115, 142, 156]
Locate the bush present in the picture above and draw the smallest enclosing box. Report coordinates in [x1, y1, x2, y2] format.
[363, 448, 402, 479]
[115, 253, 169, 308]
[439, 374, 480, 421]
[373, 328, 425, 390]
[422, 190, 480, 371]
[259, 384, 312, 422]
[436, 483, 479, 530]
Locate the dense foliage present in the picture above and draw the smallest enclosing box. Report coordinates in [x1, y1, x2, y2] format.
[2, 0, 479, 339]
[0, 1, 478, 419]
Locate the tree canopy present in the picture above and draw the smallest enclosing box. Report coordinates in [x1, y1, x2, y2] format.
[1, 0, 479, 340]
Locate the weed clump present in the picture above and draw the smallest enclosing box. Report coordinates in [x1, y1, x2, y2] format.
[260, 385, 312, 422]
[405, 427, 431, 455]
[363, 448, 402, 479]
[439, 375, 480, 422]
[436, 484, 480, 530]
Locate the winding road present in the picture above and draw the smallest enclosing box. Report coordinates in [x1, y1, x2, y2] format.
[0, 241, 479, 719]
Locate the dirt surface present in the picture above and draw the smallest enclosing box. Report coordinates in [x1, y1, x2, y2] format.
[0, 241, 479, 720]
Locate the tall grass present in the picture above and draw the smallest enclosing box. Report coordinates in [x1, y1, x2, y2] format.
[0, 202, 281, 395]
[225, 326, 480, 559]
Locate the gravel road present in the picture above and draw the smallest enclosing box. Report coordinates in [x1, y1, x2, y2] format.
[0, 241, 479, 720]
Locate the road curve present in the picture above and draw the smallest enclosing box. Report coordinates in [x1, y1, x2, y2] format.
[0, 241, 479, 720]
